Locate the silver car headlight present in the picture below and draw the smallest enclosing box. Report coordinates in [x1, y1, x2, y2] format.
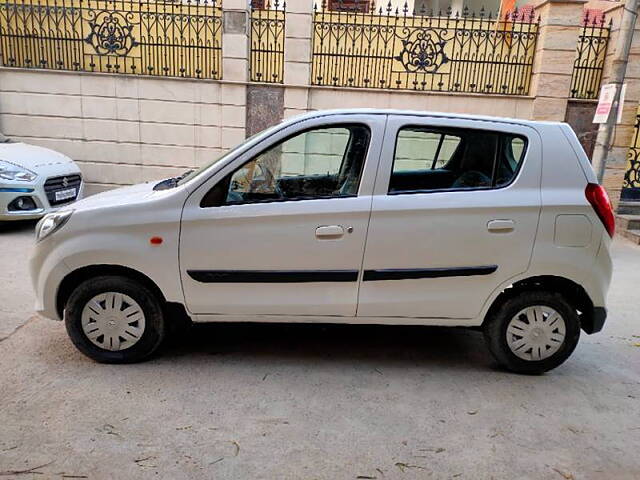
[0, 159, 38, 182]
[36, 210, 73, 242]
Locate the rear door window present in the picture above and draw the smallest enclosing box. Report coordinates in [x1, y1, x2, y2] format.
[394, 129, 461, 172]
[389, 126, 527, 194]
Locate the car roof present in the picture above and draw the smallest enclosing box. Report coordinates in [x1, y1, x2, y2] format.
[292, 108, 565, 129]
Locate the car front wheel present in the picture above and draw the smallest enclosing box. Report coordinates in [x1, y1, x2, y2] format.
[65, 276, 166, 363]
[483, 291, 581, 374]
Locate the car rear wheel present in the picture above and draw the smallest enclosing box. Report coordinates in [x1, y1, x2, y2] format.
[483, 291, 580, 374]
[65, 276, 165, 363]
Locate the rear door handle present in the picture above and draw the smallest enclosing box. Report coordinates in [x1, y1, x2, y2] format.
[487, 219, 515, 233]
[316, 225, 344, 239]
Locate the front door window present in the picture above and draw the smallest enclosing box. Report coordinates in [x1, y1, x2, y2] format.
[201, 124, 371, 207]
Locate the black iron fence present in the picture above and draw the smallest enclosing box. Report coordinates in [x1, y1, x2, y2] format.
[0, 0, 222, 79]
[312, 1, 539, 95]
[570, 12, 610, 100]
[622, 109, 640, 199]
[250, 0, 285, 83]
[0, 0, 621, 102]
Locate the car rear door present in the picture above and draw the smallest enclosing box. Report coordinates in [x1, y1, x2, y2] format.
[357, 115, 542, 320]
[179, 113, 385, 317]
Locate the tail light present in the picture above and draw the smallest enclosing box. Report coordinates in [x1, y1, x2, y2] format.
[585, 183, 615, 237]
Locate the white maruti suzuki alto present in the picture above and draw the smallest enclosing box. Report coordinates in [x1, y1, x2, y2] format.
[30, 110, 614, 373]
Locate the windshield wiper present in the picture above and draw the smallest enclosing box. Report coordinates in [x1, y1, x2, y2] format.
[153, 169, 194, 191]
[153, 177, 177, 190]
[178, 169, 194, 182]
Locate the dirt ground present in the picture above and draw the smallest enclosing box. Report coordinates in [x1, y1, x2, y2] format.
[1, 220, 639, 479]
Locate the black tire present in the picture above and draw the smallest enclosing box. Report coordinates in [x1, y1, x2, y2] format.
[483, 290, 581, 374]
[65, 276, 166, 363]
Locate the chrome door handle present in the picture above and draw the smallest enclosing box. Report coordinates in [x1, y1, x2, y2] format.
[316, 225, 344, 239]
[487, 219, 515, 233]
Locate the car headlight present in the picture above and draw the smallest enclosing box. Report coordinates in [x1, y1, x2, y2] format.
[0, 159, 38, 182]
[36, 210, 73, 242]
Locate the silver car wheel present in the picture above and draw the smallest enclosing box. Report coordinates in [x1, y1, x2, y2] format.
[81, 292, 146, 352]
[506, 305, 566, 361]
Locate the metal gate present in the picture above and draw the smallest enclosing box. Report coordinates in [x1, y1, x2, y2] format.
[622, 107, 640, 201]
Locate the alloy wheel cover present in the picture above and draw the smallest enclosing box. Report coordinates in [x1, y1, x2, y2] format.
[506, 305, 566, 361]
[81, 292, 146, 352]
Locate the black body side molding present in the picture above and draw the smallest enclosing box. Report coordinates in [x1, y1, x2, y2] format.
[187, 266, 498, 283]
[363, 265, 498, 281]
[187, 270, 359, 283]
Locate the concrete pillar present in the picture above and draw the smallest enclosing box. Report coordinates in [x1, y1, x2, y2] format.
[222, 0, 250, 82]
[450, 0, 465, 16]
[530, 0, 587, 121]
[598, 4, 640, 206]
[282, 0, 313, 118]
[284, 0, 313, 86]
[220, 0, 249, 144]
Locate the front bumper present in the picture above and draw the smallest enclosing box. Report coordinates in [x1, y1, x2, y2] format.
[0, 174, 83, 221]
[30, 235, 71, 320]
[0, 188, 45, 220]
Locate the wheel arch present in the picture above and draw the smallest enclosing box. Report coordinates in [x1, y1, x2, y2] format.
[482, 275, 596, 333]
[56, 264, 168, 320]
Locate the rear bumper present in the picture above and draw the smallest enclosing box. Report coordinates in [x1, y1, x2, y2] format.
[582, 307, 607, 334]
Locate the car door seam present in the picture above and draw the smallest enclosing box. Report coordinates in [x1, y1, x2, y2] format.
[355, 114, 389, 317]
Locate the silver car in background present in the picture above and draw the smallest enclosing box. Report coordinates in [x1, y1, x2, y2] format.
[0, 134, 83, 221]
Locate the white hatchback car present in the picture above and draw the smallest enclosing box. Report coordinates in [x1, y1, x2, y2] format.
[0, 134, 83, 221]
[30, 110, 614, 373]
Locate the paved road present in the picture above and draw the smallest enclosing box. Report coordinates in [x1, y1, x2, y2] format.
[0, 220, 36, 339]
[1, 224, 639, 479]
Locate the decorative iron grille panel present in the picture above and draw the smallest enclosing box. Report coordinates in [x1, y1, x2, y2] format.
[250, 0, 284, 83]
[0, 0, 222, 79]
[569, 12, 610, 100]
[622, 108, 640, 199]
[312, 1, 539, 95]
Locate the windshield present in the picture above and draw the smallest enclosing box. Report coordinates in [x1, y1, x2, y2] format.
[176, 129, 267, 186]
[176, 150, 233, 186]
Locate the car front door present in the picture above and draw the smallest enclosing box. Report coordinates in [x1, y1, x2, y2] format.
[179, 114, 385, 317]
[357, 115, 542, 320]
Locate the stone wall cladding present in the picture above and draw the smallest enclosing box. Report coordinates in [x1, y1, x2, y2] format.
[283, 86, 535, 120]
[0, 67, 539, 192]
[564, 100, 599, 158]
[0, 69, 245, 192]
[246, 85, 284, 137]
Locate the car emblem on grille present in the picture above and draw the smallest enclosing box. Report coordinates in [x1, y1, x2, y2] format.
[62, 177, 69, 188]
